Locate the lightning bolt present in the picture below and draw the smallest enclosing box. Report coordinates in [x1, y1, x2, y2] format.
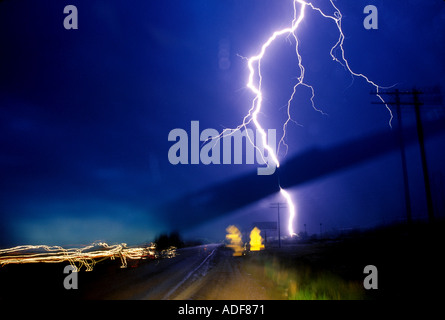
[233, 0, 392, 237]
[280, 188, 297, 236]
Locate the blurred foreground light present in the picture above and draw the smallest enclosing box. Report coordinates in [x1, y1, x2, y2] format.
[225, 225, 244, 257]
[0, 242, 175, 271]
[249, 227, 265, 251]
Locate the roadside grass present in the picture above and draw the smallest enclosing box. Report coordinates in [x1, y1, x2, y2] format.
[262, 257, 364, 300]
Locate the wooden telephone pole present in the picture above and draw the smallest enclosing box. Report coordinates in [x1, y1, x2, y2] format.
[270, 202, 286, 248]
[372, 87, 442, 223]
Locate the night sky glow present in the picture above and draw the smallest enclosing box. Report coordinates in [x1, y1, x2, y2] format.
[0, 0, 444, 246]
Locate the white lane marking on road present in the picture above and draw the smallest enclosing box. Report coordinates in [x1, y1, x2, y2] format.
[162, 246, 218, 300]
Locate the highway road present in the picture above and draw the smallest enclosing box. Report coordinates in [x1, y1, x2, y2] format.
[79, 243, 278, 300]
[2, 223, 442, 300]
[0, 242, 284, 300]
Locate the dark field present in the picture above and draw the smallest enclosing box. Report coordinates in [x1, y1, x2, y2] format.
[1, 221, 444, 300]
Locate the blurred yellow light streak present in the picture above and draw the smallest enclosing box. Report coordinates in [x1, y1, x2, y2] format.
[226, 225, 244, 256]
[0, 242, 176, 271]
[249, 227, 265, 251]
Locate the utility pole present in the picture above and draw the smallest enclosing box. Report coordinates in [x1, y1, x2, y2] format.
[372, 87, 442, 223]
[270, 202, 286, 248]
[412, 89, 435, 223]
[372, 89, 412, 224]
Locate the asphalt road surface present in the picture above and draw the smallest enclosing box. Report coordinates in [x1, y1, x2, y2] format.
[78, 244, 280, 300]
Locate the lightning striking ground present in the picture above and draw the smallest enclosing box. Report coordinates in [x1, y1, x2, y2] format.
[280, 188, 297, 236]
[233, 0, 391, 237]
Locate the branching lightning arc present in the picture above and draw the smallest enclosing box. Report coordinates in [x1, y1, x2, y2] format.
[231, 0, 391, 236]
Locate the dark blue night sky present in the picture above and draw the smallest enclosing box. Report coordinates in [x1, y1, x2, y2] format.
[0, 0, 444, 246]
